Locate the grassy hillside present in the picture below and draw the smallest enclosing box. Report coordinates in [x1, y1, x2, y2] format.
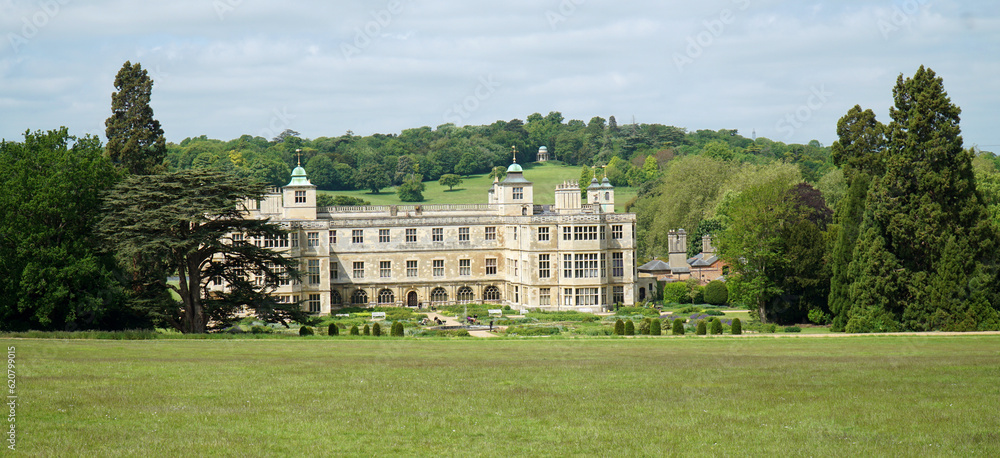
[320, 161, 638, 212]
[12, 336, 1000, 455]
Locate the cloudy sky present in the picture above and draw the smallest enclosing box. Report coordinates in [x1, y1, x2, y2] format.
[2, 0, 998, 149]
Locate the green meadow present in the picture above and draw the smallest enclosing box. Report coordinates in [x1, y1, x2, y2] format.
[321, 161, 638, 212]
[9, 335, 999, 456]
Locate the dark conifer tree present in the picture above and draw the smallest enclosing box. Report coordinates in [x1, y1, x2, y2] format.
[105, 61, 167, 175]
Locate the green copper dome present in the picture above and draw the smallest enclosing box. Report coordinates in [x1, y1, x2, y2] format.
[287, 166, 312, 186]
[507, 163, 523, 173]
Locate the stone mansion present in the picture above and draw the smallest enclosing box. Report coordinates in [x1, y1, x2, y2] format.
[229, 157, 638, 314]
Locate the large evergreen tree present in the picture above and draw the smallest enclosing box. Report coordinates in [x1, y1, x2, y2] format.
[105, 61, 167, 175]
[100, 168, 307, 333]
[839, 66, 1000, 332]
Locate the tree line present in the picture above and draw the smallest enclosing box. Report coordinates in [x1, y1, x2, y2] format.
[633, 66, 1000, 330]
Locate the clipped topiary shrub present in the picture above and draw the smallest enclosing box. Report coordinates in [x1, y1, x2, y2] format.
[372, 322, 381, 336]
[650, 318, 662, 336]
[363, 324, 370, 336]
[784, 326, 802, 333]
[391, 322, 404, 337]
[696, 320, 707, 335]
[672, 318, 685, 335]
[710, 318, 723, 335]
[731, 318, 742, 335]
[625, 319, 635, 336]
[703, 280, 729, 305]
[328, 323, 339, 336]
[350, 325, 359, 336]
[614, 319, 625, 335]
[299, 326, 314, 336]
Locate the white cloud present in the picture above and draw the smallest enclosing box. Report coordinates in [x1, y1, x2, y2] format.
[0, 0, 997, 149]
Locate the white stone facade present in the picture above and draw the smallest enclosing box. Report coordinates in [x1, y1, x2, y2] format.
[231, 162, 637, 314]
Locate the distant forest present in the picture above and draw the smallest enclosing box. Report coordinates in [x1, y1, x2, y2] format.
[165, 112, 834, 192]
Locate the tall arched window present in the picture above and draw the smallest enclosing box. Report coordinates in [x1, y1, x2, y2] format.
[457, 286, 474, 303]
[378, 289, 394, 305]
[483, 285, 501, 302]
[430, 287, 448, 303]
[331, 290, 342, 307]
[351, 289, 368, 305]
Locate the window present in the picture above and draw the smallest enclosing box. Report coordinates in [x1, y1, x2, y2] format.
[574, 253, 599, 278]
[307, 232, 319, 248]
[353, 261, 364, 279]
[331, 261, 338, 280]
[513, 226, 518, 240]
[267, 262, 290, 286]
[538, 227, 549, 241]
[563, 254, 573, 278]
[259, 234, 289, 248]
[459, 227, 469, 241]
[457, 286, 474, 302]
[308, 294, 321, 313]
[612, 252, 624, 277]
[295, 190, 306, 203]
[459, 259, 471, 276]
[540, 288, 551, 306]
[600, 226, 605, 240]
[308, 259, 320, 284]
[485, 258, 497, 275]
[331, 290, 342, 306]
[380, 261, 391, 278]
[613, 286, 625, 304]
[379, 229, 390, 243]
[601, 253, 606, 278]
[513, 187, 523, 200]
[352, 229, 363, 244]
[351, 289, 368, 305]
[564, 288, 574, 307]
[483, 285, 500, 301]
[406, 260, 417, 277]
[539, 254, 550, 278]
[432, 228, 443, 242]
[431, 288, 448, 303]
[484, 226, 496, 241]
[612, 225, 623, 240]
[405, 228, 416, 242]
[575, 288, 600, 306]
[513, 259, 519, 276]
[378, 289, 394, 305]
[563, 226, 572, 241]
[290, 233, 299, 248]
[514, 286, 519, 303]
[329, 230, 336, 245]
[232, 233, 244, 245]
[573, 226, 598, 240]
[433, 260, 444, 277]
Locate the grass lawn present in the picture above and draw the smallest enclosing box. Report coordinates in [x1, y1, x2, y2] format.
[9, 336, 999, 455]
[322, 161, 638, 213]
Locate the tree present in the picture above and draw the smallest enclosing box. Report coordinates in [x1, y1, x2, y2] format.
[105, 61, 167, 175]
[438, 174, 463, 191]
[650, 318, 662, 336]
[624, 319, 635, 335]
[731, 318, 742, 335]
[305, 155, 338, 190]
[0, 129, 145, 331]
[672, 318, 685, 335]
[247, 155, 291, 188]
[703, 280, 729, 305]
[354, 162, 390, 194]
[839, 67, 1000, 332]
[100, 168, 307, 333]
[710, 318, 723, 335]
[397, 174, 425, 202]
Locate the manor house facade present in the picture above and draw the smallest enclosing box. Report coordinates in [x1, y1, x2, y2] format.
[233, 160, 637, 314]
